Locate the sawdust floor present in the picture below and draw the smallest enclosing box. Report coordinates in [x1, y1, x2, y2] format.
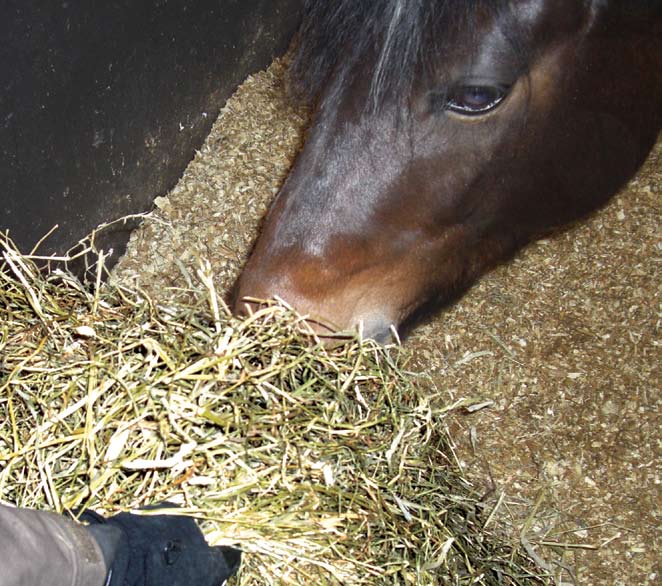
[113, 59, 660, 585]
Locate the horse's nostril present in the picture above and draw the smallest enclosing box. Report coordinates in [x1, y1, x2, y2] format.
[357, 316, 397, 345]
[367, 328, 393, 345]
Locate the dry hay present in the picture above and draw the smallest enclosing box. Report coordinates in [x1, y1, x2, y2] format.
[0, 234, 551, 584]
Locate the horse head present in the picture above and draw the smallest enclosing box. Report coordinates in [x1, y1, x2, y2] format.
[234, 0, 661, 341]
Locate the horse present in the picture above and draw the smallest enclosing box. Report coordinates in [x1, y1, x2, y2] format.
[233, 0, 662, 342]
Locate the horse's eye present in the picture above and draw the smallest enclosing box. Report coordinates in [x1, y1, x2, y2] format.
[445, 85, 509, 115]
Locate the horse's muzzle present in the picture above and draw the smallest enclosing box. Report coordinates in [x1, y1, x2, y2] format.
[232, 279, 397, 345]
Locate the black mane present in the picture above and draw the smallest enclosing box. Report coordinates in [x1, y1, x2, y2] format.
[290, 0, 512, 110]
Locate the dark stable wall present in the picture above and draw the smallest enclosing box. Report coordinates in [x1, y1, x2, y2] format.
[0, 0, 302, 272]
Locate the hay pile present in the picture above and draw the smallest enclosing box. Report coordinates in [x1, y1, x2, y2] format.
[0, 234, 549, 585]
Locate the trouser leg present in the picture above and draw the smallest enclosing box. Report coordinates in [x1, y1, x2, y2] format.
[0, 503, 108, 586]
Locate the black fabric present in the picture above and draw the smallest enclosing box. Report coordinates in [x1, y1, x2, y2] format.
[78, 504, 241, 586]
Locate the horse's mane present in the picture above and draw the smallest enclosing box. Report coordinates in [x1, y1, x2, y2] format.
[289, 0, 513, 110]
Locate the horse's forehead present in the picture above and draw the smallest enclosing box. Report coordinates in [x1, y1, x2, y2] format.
[433, 1, 590, 82]
[416, 0, 586, 71]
